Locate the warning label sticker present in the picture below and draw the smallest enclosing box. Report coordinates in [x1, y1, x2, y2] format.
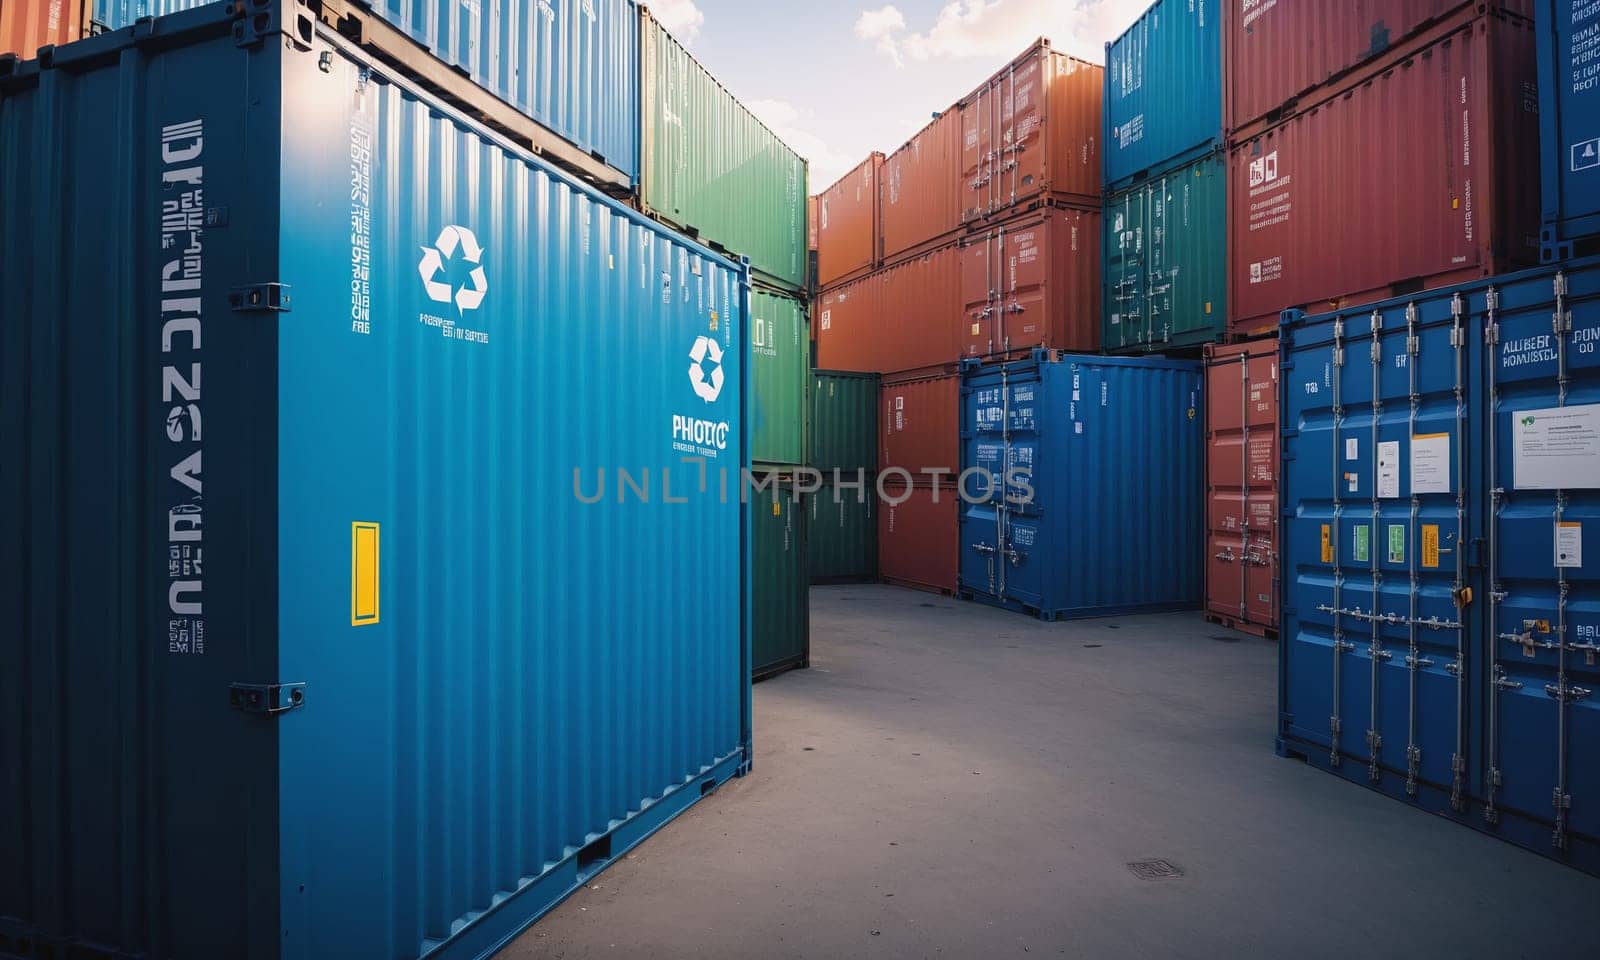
[1353, 524, 1370, 563]
[1557, 521, 1583, 569]
[1388, 524, 1406, 564]
[1422, 524, 1440, 569]
[1321, 524, 1334, 564]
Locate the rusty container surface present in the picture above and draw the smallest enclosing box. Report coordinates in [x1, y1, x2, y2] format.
[1228, 10, 1540, 338]
[880, 372, 961, 481]
[1, 0, 82, 58]
[880, 482, 960, 595]
[959, 39, 1103, 224]
[1225, 0, 1534, 142]
[1204, 339, 1280, 639]
[960, 203, 1101, 359]
[882, 108, 964, 263]
[817, 153, 882, 288]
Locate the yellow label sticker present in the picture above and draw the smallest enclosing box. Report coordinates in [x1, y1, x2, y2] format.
[351, 522, 380, 626]
[1422, 524, 1440, 568]
[772, 500, 782, 516]
[971, 322, 981, 335]
[1204, 301, 1213, 315]
[1321, 524, 1334, 563]
[708, 310, 719, 332]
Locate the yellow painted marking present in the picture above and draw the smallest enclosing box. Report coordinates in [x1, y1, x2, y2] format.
[351, 522, 380, 626]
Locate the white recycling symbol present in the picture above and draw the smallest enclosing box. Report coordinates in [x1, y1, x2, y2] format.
[688, 336, 725, 403]
[418, 225, 489, 314]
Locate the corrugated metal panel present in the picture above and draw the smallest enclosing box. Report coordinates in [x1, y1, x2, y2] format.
[816, 153, 881, 288]
[1203, 340, 1278, 637]
[961, 204, 1101, 359]
[1104, 150, 1226, 353]
[88, 0, 641, 183]
[1104, 0, 1222, 189]
[880, 482, 960, 594]
[881, 109, 963, 263]
[1225, 0, 1534, 141]
[752, 475, 808, 681]
[813, 239, 964, 374]
[808, 479, 877, 583]
[751, 287, 807, 467]
[1278, 258, 1600, 877]
[1228, 11, 1541, 338]
[0, 10, 751, 956]
[960, 41, 1102, 223]
[1536, 0, 1600, 255]
[880, 371, 960, 480]
[1, 0, 84, 58]
[810, 371, 879, 474]
[640, 10, 808, 291]
[959, 354, 1203, 619]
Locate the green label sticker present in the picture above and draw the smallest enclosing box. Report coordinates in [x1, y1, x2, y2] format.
[1388, 524, 1406, 564]
[1353, 525, 1370, 563]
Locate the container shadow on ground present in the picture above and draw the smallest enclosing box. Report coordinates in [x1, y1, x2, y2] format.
[507, 585, 1593, 960]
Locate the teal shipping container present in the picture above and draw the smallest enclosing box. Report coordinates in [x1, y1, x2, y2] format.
[89, 0, 640, 190]
[1103, 150, 1227, 353]
[810, 370, 879, 474]
[1104, 0, 1222, 189]
[0, 5, 749, 957]
[751, 287, 808, 467]
[809, 479, 878, 584]
[752, 475, 809, 680]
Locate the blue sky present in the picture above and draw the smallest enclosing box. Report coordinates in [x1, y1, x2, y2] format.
[647, 0, 1150, 191]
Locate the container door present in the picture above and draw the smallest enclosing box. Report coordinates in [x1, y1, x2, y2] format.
[960, 233, 996, 358]
[1282, 299, 1475, 804]
[1483, 267, 1600, 850]
[960, 375, 1008, 597]
[998, 365, 1043, 609]
[996, 51, 1044, 215]
[1105, 187, 1149, 351]
[995, 214, 1050, 355]
[960, 81, 994, 223]
[1242, 348, 1280, 631]
[753, 479, 807, 679]
[1206, 352, 1249, 624]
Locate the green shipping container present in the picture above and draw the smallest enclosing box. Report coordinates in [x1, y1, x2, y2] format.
[1103, 150, 1227, 353]
[641, 11, 808, 292]
[751, 288, 808, 467]
[752, 474, 809, 681]
[808, 479, 878, 584]
[810, 370, 879, 474]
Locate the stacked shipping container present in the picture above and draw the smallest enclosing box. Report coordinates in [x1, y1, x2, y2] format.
[810, 371, 880, 584]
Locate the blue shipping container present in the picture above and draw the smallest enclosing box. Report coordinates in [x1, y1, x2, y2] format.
[0, 5, 750, 957]
[1103, 0, 1222, 191]
[958, 352, 1204, 620]
[1536, 0, 1600, 259]
[1278, 258, 1600, 875]
[89, 0, 641, 186]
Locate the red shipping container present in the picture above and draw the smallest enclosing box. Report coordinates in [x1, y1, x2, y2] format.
[1224, 0, 1533, 142]
[1227, 11, 1539, 338]
[880, 372, 960, 480]
[815, 239, 964, 374]
[881, 109, 963, 263]
[1204, 340, 1279, 639]
[1, 0, 83, 59]
[816, 153, 882, 288]
[959, 40, 1102, 224]
[959, 203, 1101, 359]
[879, 482, 960, 595]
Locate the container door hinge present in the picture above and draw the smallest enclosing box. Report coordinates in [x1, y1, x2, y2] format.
[229, 682, 307, 715]
[230, 282, 293, 313]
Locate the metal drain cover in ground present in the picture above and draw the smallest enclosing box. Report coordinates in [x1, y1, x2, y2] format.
[1126, 859, 1184, 881]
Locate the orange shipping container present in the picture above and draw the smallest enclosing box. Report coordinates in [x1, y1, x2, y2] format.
[1203, 340, 1279, 639]
[881, 109, 963, 264]
[880, 482, 960, 595]
[959, 204, 1101, 359]
[959, 40, 1102, 225]
[1, 0, 83, 59]
[814, 239, 964, 374]
[816, 153, 882, 288]
[880, 372, 960, 480]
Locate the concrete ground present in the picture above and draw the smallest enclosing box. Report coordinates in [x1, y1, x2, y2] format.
[506, 585, 1595, 959]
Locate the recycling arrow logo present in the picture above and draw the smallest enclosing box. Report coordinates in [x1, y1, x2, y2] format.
[418, 225, 489, 314]
[688, 336, 725, 403]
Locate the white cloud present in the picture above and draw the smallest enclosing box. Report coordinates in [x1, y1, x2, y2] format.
[854, 5, 910, 67]
[859, 0, 1146, 66]
[651, 0, 705, 44]
[745, 98, 859, 193]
